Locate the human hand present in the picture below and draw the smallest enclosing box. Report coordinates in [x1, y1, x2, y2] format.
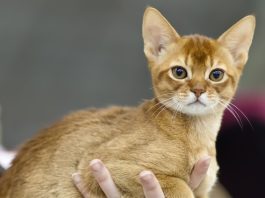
[72, 157, 211, 198]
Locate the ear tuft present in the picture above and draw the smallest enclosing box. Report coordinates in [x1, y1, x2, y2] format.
[218, 15, 256, 68]
[142, 7, 180, 62]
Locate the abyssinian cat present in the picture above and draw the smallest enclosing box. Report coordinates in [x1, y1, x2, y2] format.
[0, 7, 255, 198]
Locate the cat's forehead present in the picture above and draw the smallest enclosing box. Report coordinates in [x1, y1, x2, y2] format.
[180, 35, 218, 67]
[159, 35, 234, 74]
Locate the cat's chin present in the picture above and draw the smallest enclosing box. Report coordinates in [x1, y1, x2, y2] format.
[175, 102, 215, 116]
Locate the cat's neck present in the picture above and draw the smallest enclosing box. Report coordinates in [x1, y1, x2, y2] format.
[142, 99, 224, 140]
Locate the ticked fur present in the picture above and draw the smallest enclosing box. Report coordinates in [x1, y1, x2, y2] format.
[0, 7, 255, 198]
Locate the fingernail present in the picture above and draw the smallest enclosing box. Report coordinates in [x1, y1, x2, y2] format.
[72, 172, 81, 183]
[89, 159, 102, 172]
[139, 171, 153, 182]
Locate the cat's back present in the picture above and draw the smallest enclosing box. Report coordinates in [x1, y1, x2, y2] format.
[0, 106, 139, 198]
[12, 106, 135, 163]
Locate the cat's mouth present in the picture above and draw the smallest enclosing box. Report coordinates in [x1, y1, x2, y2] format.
[187, 100, 206, 107]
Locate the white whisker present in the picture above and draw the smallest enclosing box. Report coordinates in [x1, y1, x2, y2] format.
[221, 99, 254, 130]
[146, 97, 173, 114]
[153, 101, 171, 120]
[151, 100, 172, 117]
[218, 100, 243, 129]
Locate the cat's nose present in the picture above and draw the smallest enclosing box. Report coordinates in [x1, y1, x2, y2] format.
[191, 88, 205, 98]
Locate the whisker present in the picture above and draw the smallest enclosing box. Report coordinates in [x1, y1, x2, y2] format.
[146, 97, 173, 114]
[218, 100, 243, 129]
[153, 101, 171, 120]
[171, 106, 178, 122]
[165, 97, 183, 124]
[223, 100, 254, 130]
[151, 99, 172, 118]
[219, 100, 244, 126]
[169, 102, 178, 123]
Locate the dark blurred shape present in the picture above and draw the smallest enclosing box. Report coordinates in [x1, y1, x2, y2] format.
[217, 94, 265, 198]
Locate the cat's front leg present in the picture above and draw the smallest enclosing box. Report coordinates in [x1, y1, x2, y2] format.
[156, 175, 194, 198]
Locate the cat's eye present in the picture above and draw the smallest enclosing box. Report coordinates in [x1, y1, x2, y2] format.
[209, 69, 224, 82]
[171, 66, 187, 79]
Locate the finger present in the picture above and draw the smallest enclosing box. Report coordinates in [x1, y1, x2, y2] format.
[72, 172, 90, 198]
[90, 159, 121, 198]
[189, 156, 211, 190]
[139, 170, 165, 198]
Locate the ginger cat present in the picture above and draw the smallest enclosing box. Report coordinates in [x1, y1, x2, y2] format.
[0, 7, 255, 198]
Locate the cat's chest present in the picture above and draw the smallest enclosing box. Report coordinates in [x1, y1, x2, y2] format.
[191, 121, 219, 144]
[186, 118, 221, 161]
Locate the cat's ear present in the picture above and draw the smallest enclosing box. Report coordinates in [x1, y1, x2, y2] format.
[218, 15, 256, 69]
[142, 7, 180, 62]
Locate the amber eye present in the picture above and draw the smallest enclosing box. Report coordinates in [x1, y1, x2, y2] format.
[171, 66, 187, 79]
[209, 69, 224, 82]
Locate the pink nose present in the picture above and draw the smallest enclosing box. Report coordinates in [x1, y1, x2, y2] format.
[191, 88, 205, 98]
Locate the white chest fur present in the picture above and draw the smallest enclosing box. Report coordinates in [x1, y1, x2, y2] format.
[189, 113, 222, 149]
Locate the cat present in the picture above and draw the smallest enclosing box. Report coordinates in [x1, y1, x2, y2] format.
[0, 7, 255, 198]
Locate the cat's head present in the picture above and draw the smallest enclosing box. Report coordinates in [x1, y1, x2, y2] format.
[142, 7, 255, 116]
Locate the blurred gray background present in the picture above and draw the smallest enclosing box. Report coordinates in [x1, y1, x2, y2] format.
[0, 0, 264, 148]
